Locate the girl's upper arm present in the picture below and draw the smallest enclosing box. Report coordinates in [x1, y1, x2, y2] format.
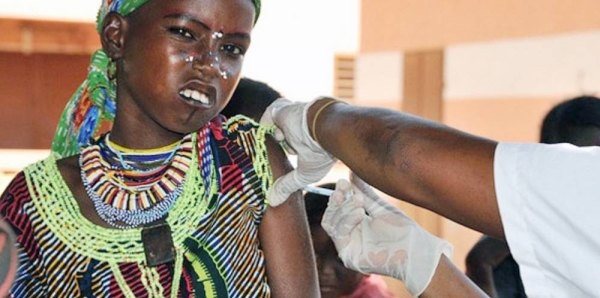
[1, 173, 47, 296]
[259, 136, 319, 298]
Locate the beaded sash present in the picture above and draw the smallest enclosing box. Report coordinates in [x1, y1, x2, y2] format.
[79, 129, 213, 229]
[25, 128, 218, 298]
[27, 129, 217, 259]
[22, 117, 277, 297]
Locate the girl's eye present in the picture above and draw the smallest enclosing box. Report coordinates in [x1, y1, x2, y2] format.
[168, 27, 194, 39]
[221, 44, 245, 58]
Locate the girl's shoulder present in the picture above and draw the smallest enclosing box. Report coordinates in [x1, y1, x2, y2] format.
[215, 114, 274, 144]
[211, 115, 274, 198]
[221, 114, 260, 134]
[1, 170, 29, 205]
[0, 155, 60, 221]
[2, 154, 59, 196]
[16, 155, 75, 209]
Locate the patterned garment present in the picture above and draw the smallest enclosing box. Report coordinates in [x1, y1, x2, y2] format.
[1, 116, 274, 298]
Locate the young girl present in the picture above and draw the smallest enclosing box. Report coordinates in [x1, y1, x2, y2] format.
[0, 0, 319, 297]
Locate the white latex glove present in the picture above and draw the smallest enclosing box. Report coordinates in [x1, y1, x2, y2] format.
[322, 175, 453, 296]
[260, 98, 336, 206]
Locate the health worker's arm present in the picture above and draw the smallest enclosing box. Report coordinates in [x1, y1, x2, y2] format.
[309, 98, 503, 239]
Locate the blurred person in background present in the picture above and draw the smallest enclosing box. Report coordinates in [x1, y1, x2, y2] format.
[220, 77, 283, 122]
[465, 95, 600, 298]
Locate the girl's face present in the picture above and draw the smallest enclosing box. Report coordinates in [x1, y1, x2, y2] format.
[110, 0, 255, 138]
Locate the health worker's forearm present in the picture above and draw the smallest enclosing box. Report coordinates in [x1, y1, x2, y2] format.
[307, 98, 504, 239]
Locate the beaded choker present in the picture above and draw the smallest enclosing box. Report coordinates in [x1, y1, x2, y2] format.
[105, 134, 182, 171]
[79, 128, 214, 229]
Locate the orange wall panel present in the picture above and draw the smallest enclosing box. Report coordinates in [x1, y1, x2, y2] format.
[0, 52, 91, 149]
[361, 0, 600, 52]
[403, 50, 443, 121]
[443, 97, 564, 143]
[0, 18, 98, 54]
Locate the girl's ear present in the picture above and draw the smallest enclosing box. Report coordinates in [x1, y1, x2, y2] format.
[101, 12, 128, 60]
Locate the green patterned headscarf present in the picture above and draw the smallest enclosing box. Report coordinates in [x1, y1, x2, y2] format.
[51, 0, 261, 158]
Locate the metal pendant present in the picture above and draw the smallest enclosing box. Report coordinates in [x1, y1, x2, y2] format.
[141, 218, 175, 267]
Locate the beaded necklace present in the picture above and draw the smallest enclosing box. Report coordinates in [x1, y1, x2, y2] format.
[97, 133, 182, 192]
[79, 127, 213, 229]
[105, 134, 181, 171]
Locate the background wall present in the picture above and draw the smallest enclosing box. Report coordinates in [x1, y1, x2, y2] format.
[360, 0, 600, 52]
[444, 31, 600, 141]
[0, 52, 90, 148]
[0, 0, 360, 102]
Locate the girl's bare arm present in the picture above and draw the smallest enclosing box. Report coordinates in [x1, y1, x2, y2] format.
[259, 136, 319, 297]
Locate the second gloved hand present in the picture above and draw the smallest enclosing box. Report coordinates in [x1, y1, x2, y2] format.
[322, 175, 453, 296]
[260, 98, 336, 206]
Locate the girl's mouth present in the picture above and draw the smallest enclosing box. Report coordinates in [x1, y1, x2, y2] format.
[179, 88, 209, 104]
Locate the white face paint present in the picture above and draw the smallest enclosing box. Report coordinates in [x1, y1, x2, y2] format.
[211, 31, 224, 40]
[210, 32, 229, 79]
[182, 31, 232, 80]
[220, 70, 229, 79]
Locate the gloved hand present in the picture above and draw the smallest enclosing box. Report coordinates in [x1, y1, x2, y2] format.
[260, 98, 336, 206]
[322, 174, 453, 296]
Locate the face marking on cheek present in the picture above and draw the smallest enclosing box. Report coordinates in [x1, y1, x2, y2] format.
[220, 70, 229, 79]
[181, 50, 200, 64]
[178, 50, 194, 63]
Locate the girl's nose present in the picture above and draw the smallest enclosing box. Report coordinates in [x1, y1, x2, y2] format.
[190, 51, 220, 77]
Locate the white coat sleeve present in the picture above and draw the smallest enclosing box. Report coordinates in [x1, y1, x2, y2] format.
[495, 142, 600, 298]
